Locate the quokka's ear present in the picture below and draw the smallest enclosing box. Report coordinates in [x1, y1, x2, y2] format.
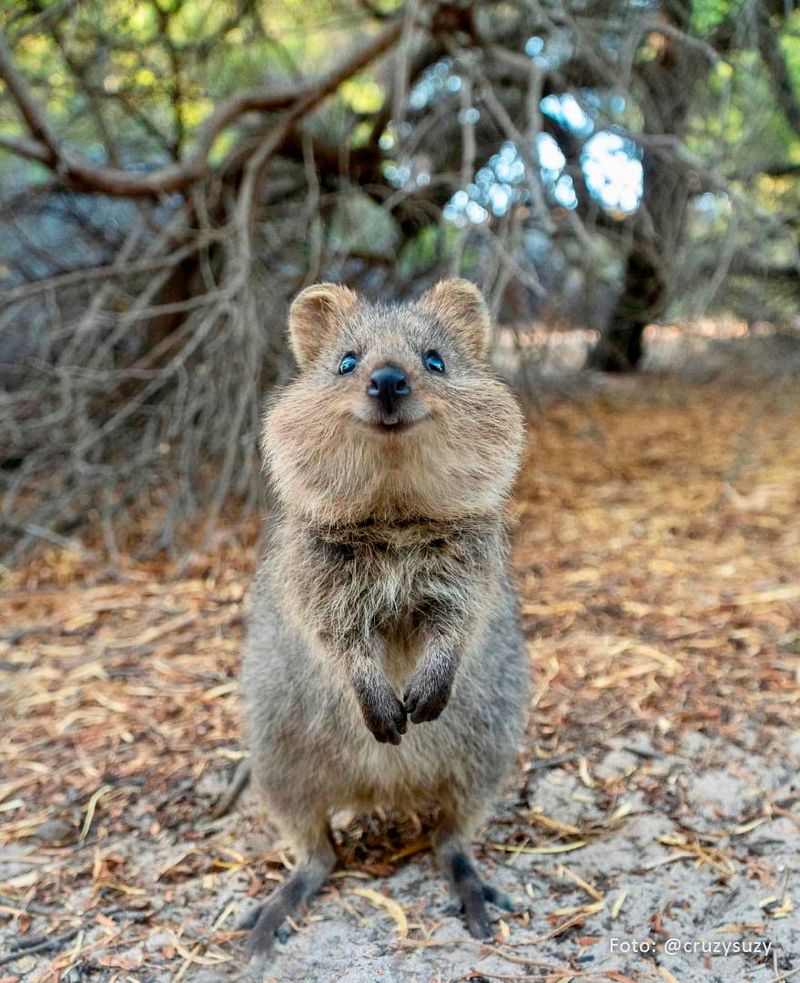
[288, 282, 358, 369]
[417, 278, 491, 359]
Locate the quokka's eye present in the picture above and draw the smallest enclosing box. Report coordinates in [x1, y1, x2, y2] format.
[338, 353, 359, 375]
[424, 349, 445, 374]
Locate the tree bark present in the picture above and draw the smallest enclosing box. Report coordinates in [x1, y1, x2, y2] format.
[587, 224, 665, 371]
[588, 6, 705, 372]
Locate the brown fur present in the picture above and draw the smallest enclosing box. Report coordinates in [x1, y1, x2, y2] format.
[241, 280, 528, 962]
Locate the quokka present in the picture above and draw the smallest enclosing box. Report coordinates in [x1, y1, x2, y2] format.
[241, 279, 528, 959]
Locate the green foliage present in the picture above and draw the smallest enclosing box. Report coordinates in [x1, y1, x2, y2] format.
[691, 0, 740, 35]
[340, 75, 385, 114]
[0, 0, 381, 166]
[397, 225, 440, 276]
[781, 24, 800, 95]
[328, 190, 398, 256]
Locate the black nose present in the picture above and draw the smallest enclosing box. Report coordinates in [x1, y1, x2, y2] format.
[367, 364, 410, 415]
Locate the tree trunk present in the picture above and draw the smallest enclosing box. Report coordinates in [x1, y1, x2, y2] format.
[589, 4, 704, 372]
[587, 224, 665, 371]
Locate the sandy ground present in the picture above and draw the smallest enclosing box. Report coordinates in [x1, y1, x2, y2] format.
[219, 728, 800, 983]
[4, 729, 798, 982]
[2, 374, 800, 983]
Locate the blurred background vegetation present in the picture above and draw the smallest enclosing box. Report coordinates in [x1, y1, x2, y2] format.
[0, 0, 798, 562]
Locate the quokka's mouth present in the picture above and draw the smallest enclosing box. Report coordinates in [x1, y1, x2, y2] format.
[354, 414, 427, 434]
[373, 418, 420, 434]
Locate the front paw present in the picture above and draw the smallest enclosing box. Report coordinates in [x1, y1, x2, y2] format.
[404, 666, 453, 724]
[358, 686, 408, 745]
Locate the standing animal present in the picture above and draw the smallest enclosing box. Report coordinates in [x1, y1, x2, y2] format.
[241, 278, 528, 960]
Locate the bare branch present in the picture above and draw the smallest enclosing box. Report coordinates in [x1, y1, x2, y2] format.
[0, 130, 51, 165]
[0, 32, 61, 163]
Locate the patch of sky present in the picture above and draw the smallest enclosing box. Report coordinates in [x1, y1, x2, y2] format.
[465, 201, 489, 224]
[383, 162, 412, 189]
[536, 133, 566, 175]
[493, 141, 525, 184]
[579, 89, 627, 120]
[609, 93, 626, 115]
[443, 144, 523, 226]
[695, 192, 717, 214]
[408, 57, 459, 111]
[524, 35, 549, 68]
[540, 93, 594, 138]
[554, 174, 578, 209]
[383, 158, 432, 191]
[693, 191, 730, 218]
[444, 141, 536, 224]
[525, 36, 544, 57]
[443, 125, 643, 225]
[581, 131, 643, 213]
[434, 82, 642, 225]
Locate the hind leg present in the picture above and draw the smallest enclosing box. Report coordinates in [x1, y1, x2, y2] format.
[433, 815, 513, 939]
[244, 819, 336, 961]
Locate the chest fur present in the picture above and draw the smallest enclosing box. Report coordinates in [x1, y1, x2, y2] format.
[279, 520, 501, 644]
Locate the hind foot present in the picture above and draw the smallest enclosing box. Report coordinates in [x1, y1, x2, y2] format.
[436, 829, 512, 939]
[241, 832, 336, 963]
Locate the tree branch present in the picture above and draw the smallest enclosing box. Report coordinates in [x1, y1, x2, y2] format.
[734, 161, 800, 179]
[0, 21, 403, 197]
[0, 32, 61, 164]
[0, 130, 52, 164]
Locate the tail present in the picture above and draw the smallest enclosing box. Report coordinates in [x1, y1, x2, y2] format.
[210, 758, 251, 819]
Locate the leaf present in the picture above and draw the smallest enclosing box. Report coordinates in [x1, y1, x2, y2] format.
[491, 841, 588, 855]
[351, 887, 408, 937]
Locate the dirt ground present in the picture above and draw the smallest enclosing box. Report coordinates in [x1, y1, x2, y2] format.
[2, 371, 800, 983]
